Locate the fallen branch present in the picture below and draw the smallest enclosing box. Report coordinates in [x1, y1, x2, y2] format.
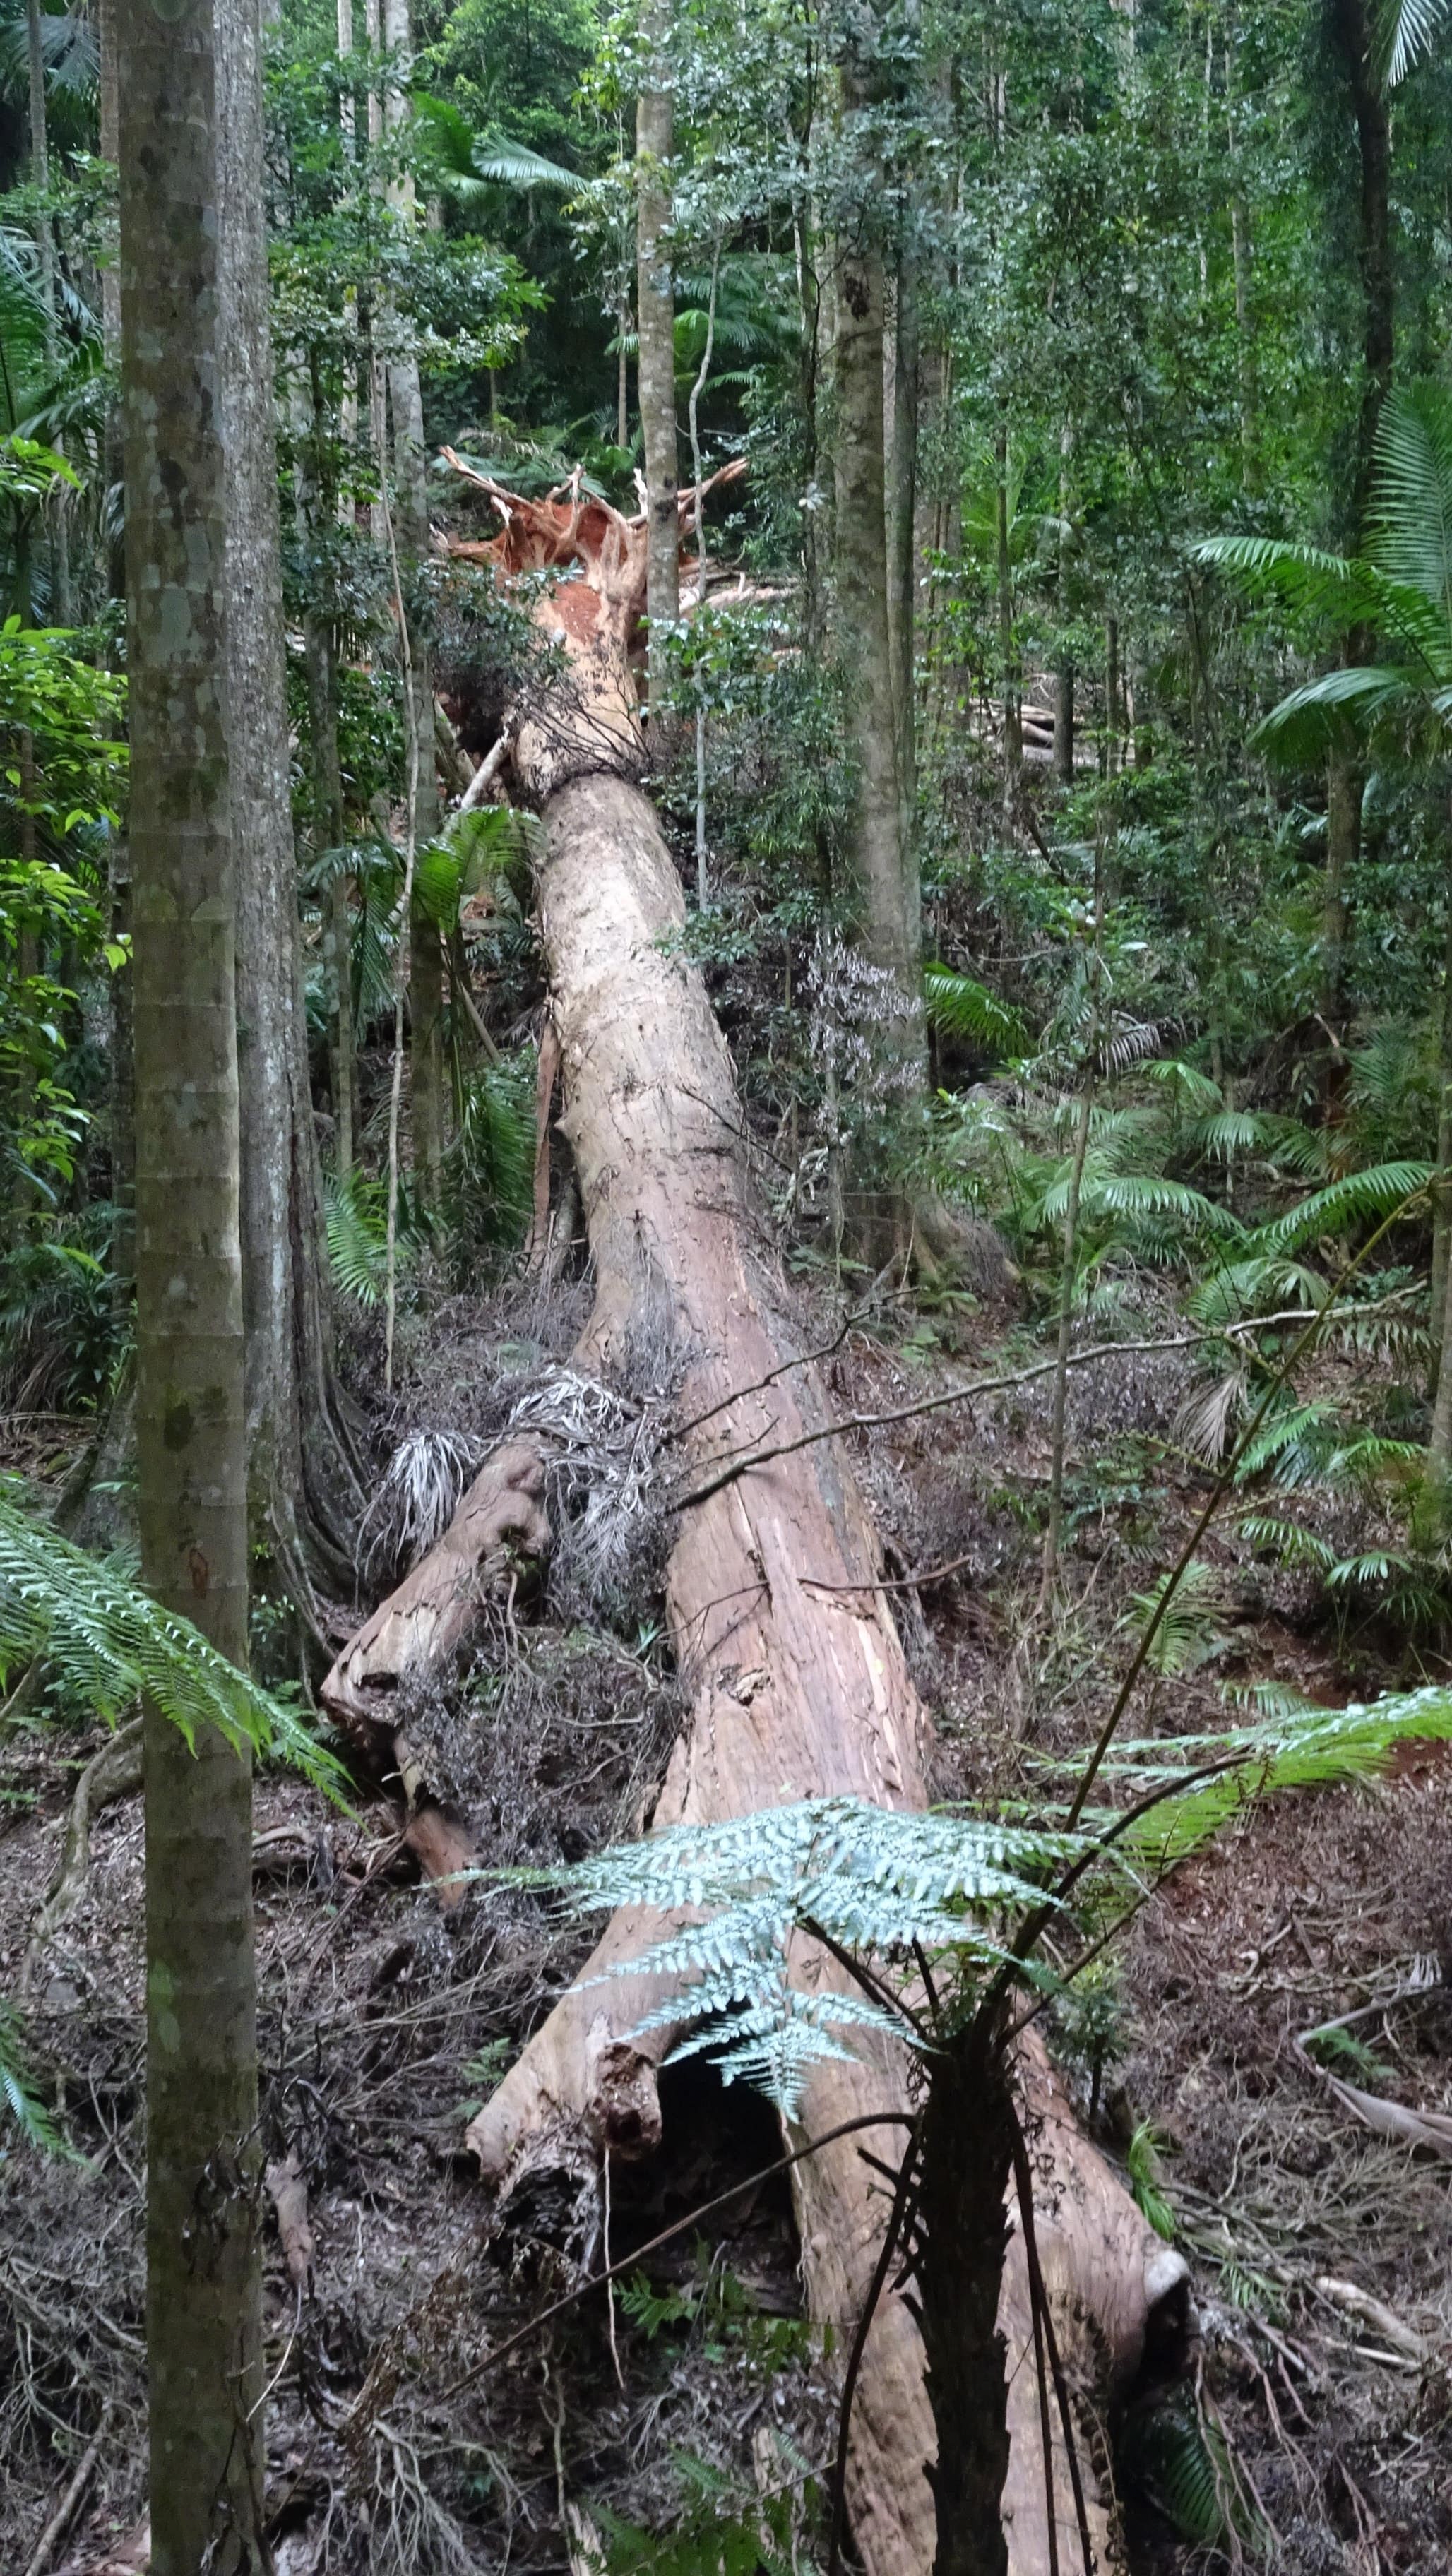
[266, 2149, 316, 2294]
[22, 2407, 109, 2576]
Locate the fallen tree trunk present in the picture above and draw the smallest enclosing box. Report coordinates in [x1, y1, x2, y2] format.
[323, 481, 1190, 2575]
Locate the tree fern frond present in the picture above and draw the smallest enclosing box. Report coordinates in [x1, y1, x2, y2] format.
[1113, 1680, 1452, 1863]
[0, 1497, 344, 1793]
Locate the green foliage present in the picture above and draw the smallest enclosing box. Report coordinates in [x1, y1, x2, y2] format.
[324, 1164, 432, 1307]
[443, 1051, 535, 1259]
[1119, 2390, 1261, 2555]
[0, 1998, 75, 2156]
[924, 963, 1027, 1059]
[0, 1490, 345, 1792]
[582, 2447, 814, 2576]
[1126, 2121, 1177, 2243]
[1124, 1561, 1227, 1678]
[537, 1677, 1452, 2120]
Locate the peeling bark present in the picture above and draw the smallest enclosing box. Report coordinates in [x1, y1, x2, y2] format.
[323, 483, 1190, 2576]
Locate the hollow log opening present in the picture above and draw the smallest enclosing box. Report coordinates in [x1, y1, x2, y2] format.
[322, 476, 1193, 2576]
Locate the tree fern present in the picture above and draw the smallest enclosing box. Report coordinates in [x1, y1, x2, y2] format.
[536, 1683, 1452, 2115]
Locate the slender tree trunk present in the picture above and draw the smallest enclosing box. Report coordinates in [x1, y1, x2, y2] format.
[97, 0, 131, 1297]
[1040, 1076, 1093, 1604]
[25, 0, 71, 623]
[383, 0, 445, 1195]
[1429, 842, 1452, 1469]
[687, 241, 719, 908]
[1105, 614, 1121, 775]
[117, 0, 262, 2560]
[995, 430, 1020, 803]
[1052, 663, 1074, 781]
[888, 237, 920, 853]
[1323, 751, 1359, 1026]
[636, 16, 678, 711]
[1225, 11, 1258, 487]
[835, 55, 924, 1183]
[1329, 0, 1393, 538]
[219, 0, 363, 1597]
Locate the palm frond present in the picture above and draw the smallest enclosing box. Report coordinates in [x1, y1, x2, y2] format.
[1369, 381, 1452, 621]
[924, 964, 1026, 1057]
[1191, 534, 1441, 658]
[1250, 1159, 1432, 1256]
[1369, 0, 1450, 88]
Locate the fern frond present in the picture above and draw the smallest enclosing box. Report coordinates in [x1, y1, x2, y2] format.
[0, 2000, 74, 2155]
[1113, 1678, 1452, 1863]
[1251, 1159, 1432, 1256]
[0, 1497, 345, 1791]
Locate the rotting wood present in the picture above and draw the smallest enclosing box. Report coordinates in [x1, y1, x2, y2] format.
[266, 2150, 316, 2294]
[323, 476, 1194, 2576]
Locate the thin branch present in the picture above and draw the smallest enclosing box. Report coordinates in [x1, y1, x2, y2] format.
[671, 1310, 1368, 1511]
[801, 1549, 979, 1598]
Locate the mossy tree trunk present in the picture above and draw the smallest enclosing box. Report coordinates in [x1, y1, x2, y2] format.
[117, 0, 263, 2559]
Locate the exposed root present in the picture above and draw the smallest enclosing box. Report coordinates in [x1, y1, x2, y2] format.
[18, 1719, 144, 1999]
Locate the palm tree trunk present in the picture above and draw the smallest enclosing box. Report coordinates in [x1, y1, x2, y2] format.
[636, 15, 678, 711]
[117, 0, 261, 2558]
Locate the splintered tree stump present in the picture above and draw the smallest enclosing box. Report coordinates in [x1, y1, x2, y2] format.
[322, 472, 1191, 2576]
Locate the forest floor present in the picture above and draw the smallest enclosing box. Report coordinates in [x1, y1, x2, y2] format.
[2, 1263, 1451, 2576]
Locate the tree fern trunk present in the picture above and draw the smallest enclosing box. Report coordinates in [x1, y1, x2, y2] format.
[918, 2017, 1013, 2576]
[117, 0, 262, 2559]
